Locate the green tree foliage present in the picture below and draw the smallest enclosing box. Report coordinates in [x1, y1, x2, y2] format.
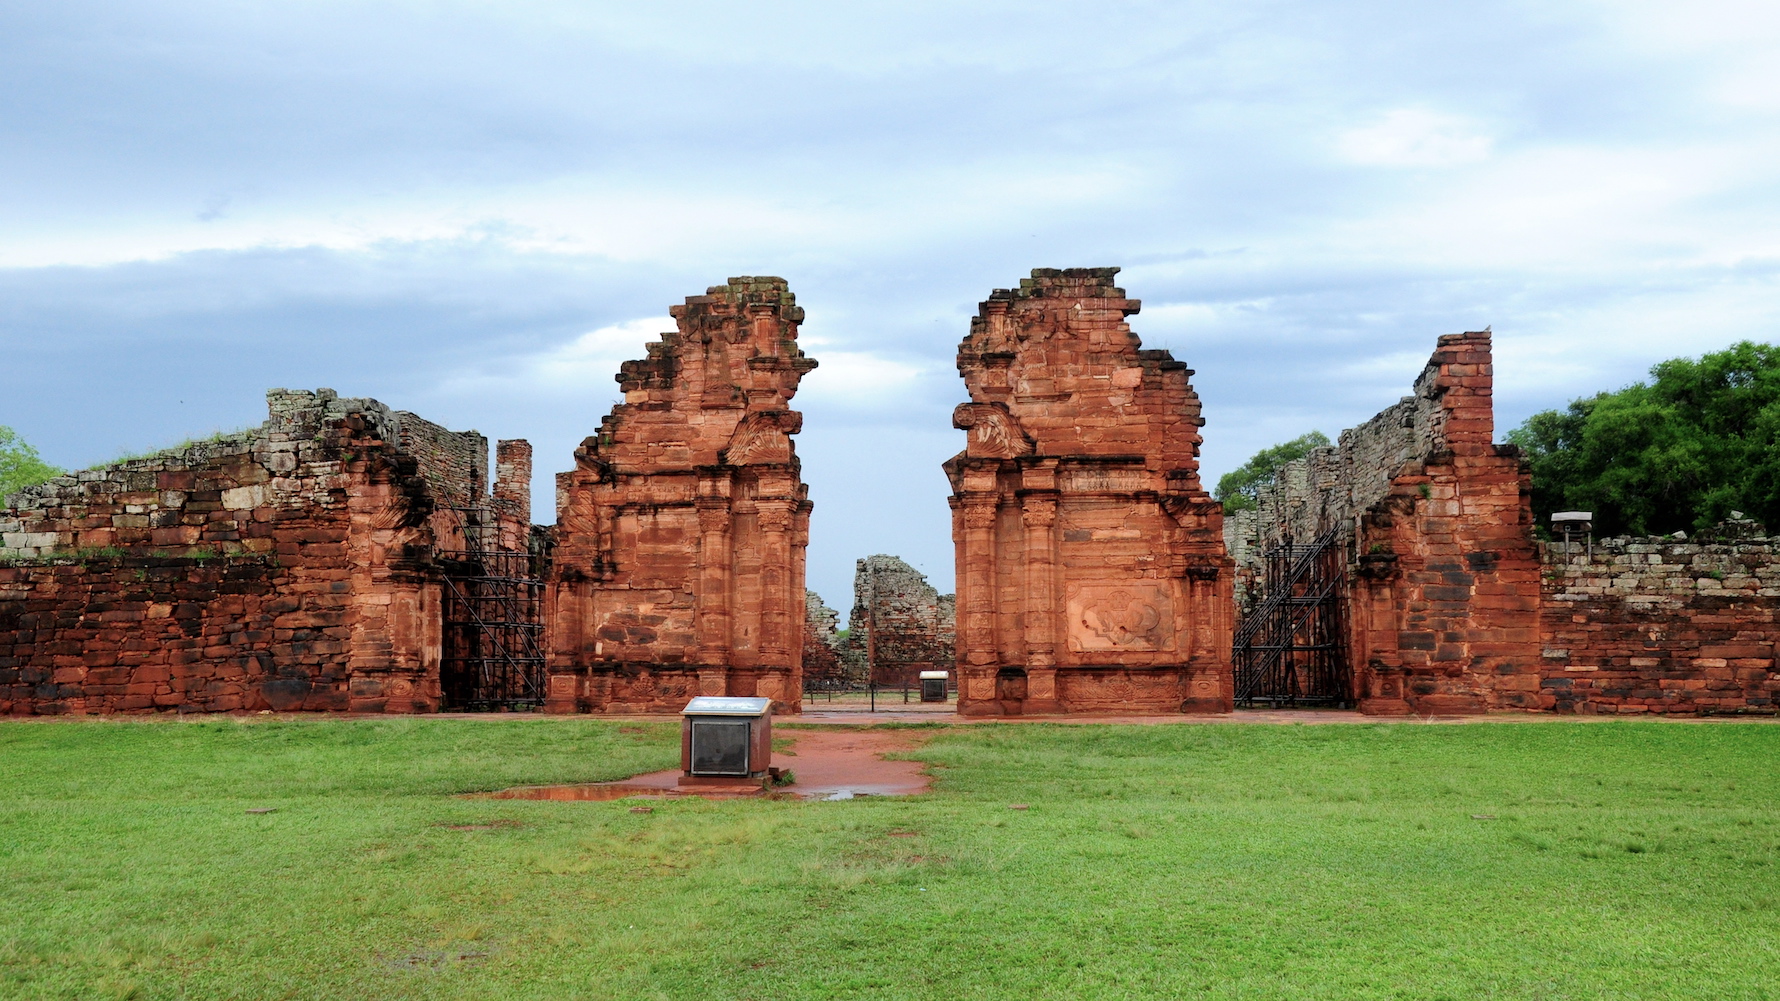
[0, 425, 63, 501]
[1215, 431, 1332, 512]
[1507, 341, 1780, 536]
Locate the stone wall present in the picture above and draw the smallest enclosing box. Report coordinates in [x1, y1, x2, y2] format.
[2, 556, 326, 713]
[1225, 333, 1544, 714]
[845, 555, 955, 688]
[1539, 534, 1780, 714]
[546, 278, 817, 714]
[0, 389, 527, 714]
[802, 590, 845, 684]
[947, 268, 1234, 715]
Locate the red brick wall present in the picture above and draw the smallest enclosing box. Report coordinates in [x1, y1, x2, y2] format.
[1342, 335, 1544, 714]
[0, 557, 340, 713]
[1539, 537, 1780, 714]
[0, 389, 497, 715]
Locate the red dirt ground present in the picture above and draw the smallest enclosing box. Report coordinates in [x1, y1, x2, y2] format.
[477, 726, 932, 802]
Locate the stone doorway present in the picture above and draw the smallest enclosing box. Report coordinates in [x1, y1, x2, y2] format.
[1232, 529, 1352, 707]
[440, 549, 547, 710]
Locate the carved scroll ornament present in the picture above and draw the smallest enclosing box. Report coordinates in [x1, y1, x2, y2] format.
[722, 410, 803, 466]
[953, 403, 1035, 459]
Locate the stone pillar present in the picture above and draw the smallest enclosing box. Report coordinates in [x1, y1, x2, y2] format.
[955, 494, 1001, 713]
[757, 498, 794, 661]
[695, 482, 733, 681]
[1021, 492, 1060, 712]
[493, 439, 532, 553]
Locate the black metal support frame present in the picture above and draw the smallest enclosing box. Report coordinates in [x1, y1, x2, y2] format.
[1232, 528, 1351, 707]
[439, 548, 546, 711]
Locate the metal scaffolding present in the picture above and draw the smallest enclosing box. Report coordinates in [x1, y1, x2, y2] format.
[1232, 528, 1350, 707]
[438, 509, 546, 710]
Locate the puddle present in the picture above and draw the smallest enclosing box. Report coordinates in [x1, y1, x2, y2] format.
[472, 727, 933, 803]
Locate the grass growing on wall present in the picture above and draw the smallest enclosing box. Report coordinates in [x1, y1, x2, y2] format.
[1, 717, 1777, 1000]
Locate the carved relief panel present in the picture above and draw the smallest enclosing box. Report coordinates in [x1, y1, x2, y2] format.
[1065, 583, 1176, 653]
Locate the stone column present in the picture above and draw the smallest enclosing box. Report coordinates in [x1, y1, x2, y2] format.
[956, 493, 1001, 712]
[694, 475, 733, 696]
[756, 499, 794, 661]
[1021, 493, 1060, 713]
[754, 496, 796, 711]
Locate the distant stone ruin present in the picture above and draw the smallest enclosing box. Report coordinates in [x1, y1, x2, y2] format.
[844, 555, 955, 688]
[946, 268, 1234, 714]
[802, 591, 846, 684]
[545, 278, 817, 714]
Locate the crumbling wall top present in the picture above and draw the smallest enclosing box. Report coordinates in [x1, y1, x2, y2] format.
[578, 277, 817, 480]
[953, 267, 1204, 475]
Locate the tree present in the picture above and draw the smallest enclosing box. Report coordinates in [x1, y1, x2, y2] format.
[0, 426, 62, 502]
[1507, 341, 1780, 536]
[1215, 431, 1332, 513]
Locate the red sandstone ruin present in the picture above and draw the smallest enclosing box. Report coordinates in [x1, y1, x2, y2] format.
[544, 277, 817, 714]
[946, 268, 1235, 715]
[1229, 331, 1780, 715]
[5, 271, 1775, 719]
[0, 390, 531, 713]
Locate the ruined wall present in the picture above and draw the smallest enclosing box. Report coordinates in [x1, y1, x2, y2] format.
[1539, 534, 1780, 714]
[492, 440, 533, 553]
[802, 591, 845, 684]
[1225, 333, 1543, 714]
[845, 555, 955, 688]
[1224, 359, 1445, 607]
[947, 268, 1233, 715]
[0, 389, 526, 714]
[546, 278, 817, 714]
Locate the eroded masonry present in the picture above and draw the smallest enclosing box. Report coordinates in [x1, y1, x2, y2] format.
[947, 269, 1234, 714]
[843, 555, 955, 688]
[0, 391, 532, 713]
[1228, 332, 1780, 715]
[5, 268, 1773, 717]
[544, 278, 816, 713]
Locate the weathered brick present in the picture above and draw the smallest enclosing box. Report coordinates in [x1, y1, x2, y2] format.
[546, 278, 814, 715]
[948, 269, 1232, 715]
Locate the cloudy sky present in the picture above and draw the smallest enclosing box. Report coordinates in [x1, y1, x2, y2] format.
[4, 1, 1778, 607]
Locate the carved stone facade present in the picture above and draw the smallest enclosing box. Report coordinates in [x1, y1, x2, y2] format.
[946, 268, 1234, 715]
[545, 278, 816, 714]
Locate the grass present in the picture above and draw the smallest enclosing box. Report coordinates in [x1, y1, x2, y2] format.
[104, 429, 252, 468]
[1, 718, 1777, 999]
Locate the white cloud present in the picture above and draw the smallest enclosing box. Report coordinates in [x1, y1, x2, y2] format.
[435, 317, 667, 397]
[1337, 108, 1495, 168]
[797, 351, 927, 409]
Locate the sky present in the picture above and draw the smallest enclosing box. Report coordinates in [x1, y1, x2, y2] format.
[3, 1, 1778, 609]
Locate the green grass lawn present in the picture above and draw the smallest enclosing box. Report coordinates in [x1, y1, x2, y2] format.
[2, 717, 1777, 1000]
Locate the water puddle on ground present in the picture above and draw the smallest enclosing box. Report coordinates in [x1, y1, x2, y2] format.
[470, 727, 932, 803]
